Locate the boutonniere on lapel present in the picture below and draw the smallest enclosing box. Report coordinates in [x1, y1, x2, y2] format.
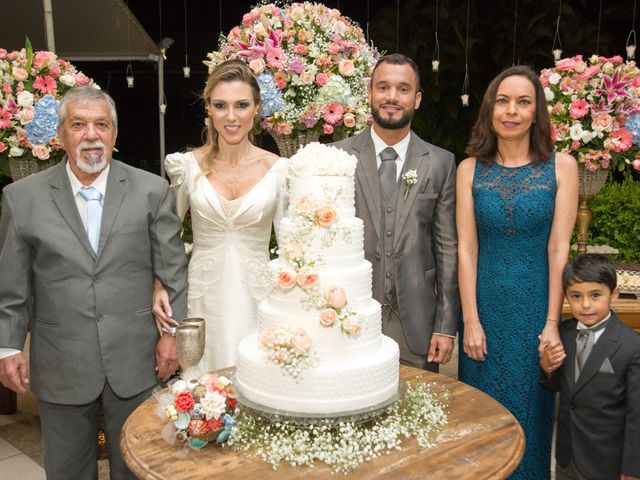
[402, 170, 418, 200]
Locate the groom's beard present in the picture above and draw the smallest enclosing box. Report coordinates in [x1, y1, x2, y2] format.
[371, 102, 415, 130]
[76, 141, 108, 174]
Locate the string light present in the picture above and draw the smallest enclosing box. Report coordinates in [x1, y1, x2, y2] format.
[183, 0, 190, 77]
[432, 0, 440, 72]
[552, 0, 563, 60]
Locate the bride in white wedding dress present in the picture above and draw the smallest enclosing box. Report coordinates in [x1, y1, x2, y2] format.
[157, 60, 287, 372]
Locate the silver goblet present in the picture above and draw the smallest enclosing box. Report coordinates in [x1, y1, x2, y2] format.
[180, 317, 205, 346]
[176, 324, 204, 371]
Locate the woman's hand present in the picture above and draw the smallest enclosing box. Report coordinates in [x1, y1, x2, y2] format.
[153, 279, 178, 334]
[463, 320, 487, 361]
[538, 320, 562, 357]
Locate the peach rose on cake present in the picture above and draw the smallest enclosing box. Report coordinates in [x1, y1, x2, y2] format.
[341, 316, 361, 335]
[296, 266, 319, 290]
[276, 266, 297, 291]
[324, 284, 347, 309]
[282, 241, 304, 261]
[291, 328, 311, 355]
[315, 202, 337, 227]
[319, 308, 338, 327]
[274, 349, 291, 364]
[259, 327, 278, 348]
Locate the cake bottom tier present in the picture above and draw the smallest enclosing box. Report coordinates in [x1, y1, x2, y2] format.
[235, 334, 400, 414]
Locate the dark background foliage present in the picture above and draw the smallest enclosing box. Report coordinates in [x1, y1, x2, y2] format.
[66, 0, 640, 172]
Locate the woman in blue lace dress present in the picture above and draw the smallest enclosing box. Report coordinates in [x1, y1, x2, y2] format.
[457, 66, 578, 479]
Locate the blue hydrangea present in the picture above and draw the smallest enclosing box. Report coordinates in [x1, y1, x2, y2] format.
[25, 95, 59, 145]
[626, 113, 640, 145]
[256, 72, 285, 117]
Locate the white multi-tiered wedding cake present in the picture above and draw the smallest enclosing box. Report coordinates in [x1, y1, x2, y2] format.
[236, 143, 399, 415]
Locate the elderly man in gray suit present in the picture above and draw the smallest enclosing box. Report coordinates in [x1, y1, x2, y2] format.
[334, 54, 459, 371]
[0, 86, 188, 479]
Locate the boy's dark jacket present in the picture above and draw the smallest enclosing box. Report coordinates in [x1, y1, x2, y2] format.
[541, 313, 640, 480]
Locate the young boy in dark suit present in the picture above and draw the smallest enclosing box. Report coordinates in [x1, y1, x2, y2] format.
[540, 254, 640, 480]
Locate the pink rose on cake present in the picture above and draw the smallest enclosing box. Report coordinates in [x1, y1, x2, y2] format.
[341, 316, 361, 336]
[282, 241, 304, 261]
[319, 308, 338, 327]
[315, 203, 338, 227]
[324, 284, 347, 308]
[291, 328, 312, 356]
[276, 266, 297, 291]
[259, 327, 278, 348]
[296, 266, 319, 289]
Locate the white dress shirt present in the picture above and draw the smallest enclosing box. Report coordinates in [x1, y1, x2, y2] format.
[576, 311, 612, 343]
[370, 127, 410, 180]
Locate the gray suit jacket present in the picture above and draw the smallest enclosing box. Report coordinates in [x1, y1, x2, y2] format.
[541, 314, 640, 480]
[0, 159, 188, 404]
[333, 128, 459, 355]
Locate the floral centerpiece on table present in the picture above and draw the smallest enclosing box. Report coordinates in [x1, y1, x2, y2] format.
[155, 372, 238, 451]
[540, 54, 640, 174]
[205, 2, 378, 139]
[0, 40, 96, 176]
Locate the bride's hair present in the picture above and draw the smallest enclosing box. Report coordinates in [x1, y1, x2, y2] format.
[199, 59, 261, 175]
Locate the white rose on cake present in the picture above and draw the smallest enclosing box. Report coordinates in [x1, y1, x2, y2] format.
[288, 142, 357, 177]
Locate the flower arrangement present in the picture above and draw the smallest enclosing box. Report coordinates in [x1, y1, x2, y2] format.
[155, 372, 238, 451]
[229, 381, 448, 473]
[205, 2, 378, 139]
[540, 54, 640, 173]
[259, 325, 318, 377]
[0, 40, 96, 169]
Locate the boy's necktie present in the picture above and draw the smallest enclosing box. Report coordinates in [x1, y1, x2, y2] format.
[575, 319, 609, 380]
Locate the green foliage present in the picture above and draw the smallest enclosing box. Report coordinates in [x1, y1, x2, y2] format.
[588, 178, 640, 263]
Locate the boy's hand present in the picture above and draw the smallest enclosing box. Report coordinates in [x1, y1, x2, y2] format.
[539, 337, 566, 376]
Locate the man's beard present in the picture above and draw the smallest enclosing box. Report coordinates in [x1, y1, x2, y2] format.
[75, 141, 108, 174]
[371, 103, 415, 130]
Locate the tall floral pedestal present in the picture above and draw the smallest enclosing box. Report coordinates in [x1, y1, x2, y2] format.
[8, 155, 60, 181]
[576, 165, 610, 255]
[271, 131, 320, 158]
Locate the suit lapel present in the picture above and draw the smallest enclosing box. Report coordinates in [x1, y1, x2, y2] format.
[353, 129, 382, 241]
[393, 134, 431, 247]
[564, 324, 578, 388]
[97, 161, 126, 261]
[49, 160, 96, 258]
[573, 315, 622, 396]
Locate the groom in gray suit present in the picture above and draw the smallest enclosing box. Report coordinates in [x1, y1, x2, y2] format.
[334, 54, 459, 371]
[0, 86, 188, 479]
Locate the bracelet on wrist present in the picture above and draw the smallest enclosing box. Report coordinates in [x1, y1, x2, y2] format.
[161, 326, 176, 337]
[546, 318, 559, 324]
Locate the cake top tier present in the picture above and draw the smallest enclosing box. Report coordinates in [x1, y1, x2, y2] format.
[288, 142, 358, 178]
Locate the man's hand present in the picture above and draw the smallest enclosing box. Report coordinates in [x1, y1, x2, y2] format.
[153, 279, 178, 335]
[0, 353, 29, 394]
[155, 334, 178, 382]
[539, 338, 566, 377]
[427, 334, 454, 364]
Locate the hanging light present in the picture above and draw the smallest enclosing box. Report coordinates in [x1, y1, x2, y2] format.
[461, 0, 470, 107]
[160, 93, 167, 114]
[126, 64, 134, 88]
[183, 0, 190, 78]
[551, 1, 563, 62]
[432, 0, 440, 72]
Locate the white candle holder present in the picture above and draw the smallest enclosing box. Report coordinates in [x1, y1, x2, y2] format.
[183, 66, 191, 78]
[552, 49, 563, 61]
[627, 44, 636, 59]
[432, 60, 440, 72]
[460, 94, 469, 107]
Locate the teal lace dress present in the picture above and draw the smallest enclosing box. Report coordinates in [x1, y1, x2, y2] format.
[458, 156, 557, 479]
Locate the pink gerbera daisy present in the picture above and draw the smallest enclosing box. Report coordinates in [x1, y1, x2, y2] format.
[266, 47, 286, 70]
[34, 75, 56, 94]
[322, 102, 344, 125]
[0, 108, 11, 129]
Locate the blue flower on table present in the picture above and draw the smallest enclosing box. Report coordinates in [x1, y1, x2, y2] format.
[25, 95, 59, 145]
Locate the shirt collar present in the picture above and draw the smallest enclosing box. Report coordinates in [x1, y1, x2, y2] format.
[66, 160, 110, 197]
[576, 311, 612, 330]
[370, 127, 411, 161]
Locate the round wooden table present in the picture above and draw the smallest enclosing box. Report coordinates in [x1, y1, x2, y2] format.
[121, 366, 524, 479]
